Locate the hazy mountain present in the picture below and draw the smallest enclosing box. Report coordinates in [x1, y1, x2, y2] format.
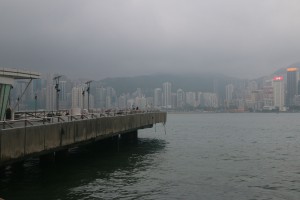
[94, 73, 239, 96]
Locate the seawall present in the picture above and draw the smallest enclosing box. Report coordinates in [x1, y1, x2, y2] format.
[0, 112, 166, 167]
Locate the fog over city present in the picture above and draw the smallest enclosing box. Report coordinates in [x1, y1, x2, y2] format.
[1, 0, 300, 79]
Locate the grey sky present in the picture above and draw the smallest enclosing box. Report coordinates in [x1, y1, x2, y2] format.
[0, 0, 300, 80]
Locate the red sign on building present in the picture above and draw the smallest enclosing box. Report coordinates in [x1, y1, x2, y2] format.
[273, 76, 283, 81]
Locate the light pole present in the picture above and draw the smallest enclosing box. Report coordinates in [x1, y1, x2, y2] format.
[82, 90, 85, 110]
[85, 80, 93, 112]
[17, 97, 20, 111]
[53, 75, 62, 112]
[34, 93, 37, 117]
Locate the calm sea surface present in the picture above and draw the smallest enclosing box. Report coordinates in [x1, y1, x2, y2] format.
[1, 113, 300, 200]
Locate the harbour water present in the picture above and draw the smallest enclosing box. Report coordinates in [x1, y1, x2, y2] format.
[1, 113, 300, 200]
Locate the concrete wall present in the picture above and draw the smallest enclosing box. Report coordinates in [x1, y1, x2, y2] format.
[0, 112, 166, 166]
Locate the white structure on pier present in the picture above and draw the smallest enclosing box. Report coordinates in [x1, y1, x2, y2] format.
[0, 68, 40, 120]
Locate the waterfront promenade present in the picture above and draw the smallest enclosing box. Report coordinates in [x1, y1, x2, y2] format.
[0, 111, 167, 167]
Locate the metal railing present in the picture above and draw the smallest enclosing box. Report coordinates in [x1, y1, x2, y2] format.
[0, 109, 161, 130]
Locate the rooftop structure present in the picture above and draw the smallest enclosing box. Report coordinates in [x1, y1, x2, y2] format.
[0, 68, 40, 82]
[286, 67, 298, 106]
[0, 68, 40, 120]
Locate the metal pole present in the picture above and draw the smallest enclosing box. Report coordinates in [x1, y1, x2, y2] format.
[85, 80, 93, 112]
[56, 86, 59, 111]
[17, 97, 20, 111]
[87, 87, 90, 112]
[35, 93, 37, 118]
[53, 75, 62, 113]
[82, 90, 85, 110]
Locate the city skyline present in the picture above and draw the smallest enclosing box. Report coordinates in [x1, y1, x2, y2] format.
[9, 65, 300, 112]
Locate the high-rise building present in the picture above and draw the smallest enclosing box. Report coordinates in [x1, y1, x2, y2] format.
[286, 67, 298, 106]
[127, 99, 135, 109]
[154, 88, 162, 108]
[95, 87, 106, 108]
[146, 97, 154, 108]
[251, 90, 264, 111]
[176, 89, 185, 108]
[72, 86, 84, 108]
[118, 95, 127, 109]
[135, 96, 146, 109]
[46, 74, 55, 111]
[46, 85, 56, 111]
[225, 84, 234, 108]
[186, 92, 196, 107]
[87, 94, 94, 109]
[196, 92, 202, 107]
[273, 76, 285, 111]
[248, 80, 258, 91]
[213, 79, 222, 107]
[59, 80, 67, 109]
[106, 96, 111, 109]
[106, 87, 116, 108]
[171, 93, 177, 108]
[202, 93, 218, 108]
[263, 79, 273, 107]
[162, 82, 172, 108]
[59, 81, 67, 101]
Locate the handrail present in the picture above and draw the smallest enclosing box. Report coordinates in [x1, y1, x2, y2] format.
[0, 109, 162, 130]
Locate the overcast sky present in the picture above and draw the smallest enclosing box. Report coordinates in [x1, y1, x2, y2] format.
[1, 0, 300, 80]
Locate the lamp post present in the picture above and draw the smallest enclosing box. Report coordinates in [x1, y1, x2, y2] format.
[17, 97, 20, 111]
[82, 90, 85, 110]
[34, 93, 37, 117]
[85, 80, 93, 112]
[53, 75, 62, 112]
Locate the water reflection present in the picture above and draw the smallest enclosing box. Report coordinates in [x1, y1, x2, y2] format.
[0, 138, 166, 200]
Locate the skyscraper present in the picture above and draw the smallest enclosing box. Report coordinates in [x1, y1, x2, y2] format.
[106, 87, 116, 108]
[202, 93, 218, 108]
[46, 74, 55, 111]
[185, 92, 196, 107]
[176, 89, 185, 108]
[171, 93, 177, 109]
[118, 95, 127, 109]
[72, 86, 84, 108]
[162, 82, 172, 108]
[196, 92, 202, 107]
[262, 79, 274, 109]
[95, 87, 106, 108]
[225, 84, 234, 108]
[273, 76, 285, 111]
[286, 68, 298, 107]
[59, 80, 67, 109]
[154, 88, 162, 108]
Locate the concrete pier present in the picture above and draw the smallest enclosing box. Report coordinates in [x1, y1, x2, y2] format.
[0, 112, 166, 167]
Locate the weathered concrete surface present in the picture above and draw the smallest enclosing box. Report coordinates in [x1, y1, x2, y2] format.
[0, 112, 166, 166]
